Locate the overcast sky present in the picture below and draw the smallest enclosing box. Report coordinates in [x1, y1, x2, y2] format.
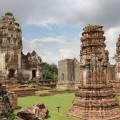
[0, 0, 120, 64]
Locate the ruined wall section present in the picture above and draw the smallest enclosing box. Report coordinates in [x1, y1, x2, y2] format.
[21, 51, 42, 80]
[74, 59, 82, 83]
[58, 59, 69, 84]
[58, 58, 83, 88]
[67, 59, 75, 81]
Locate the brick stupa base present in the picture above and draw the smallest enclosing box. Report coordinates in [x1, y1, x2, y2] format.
[111, 79, 120, 96]
[65, 82, 120, 120]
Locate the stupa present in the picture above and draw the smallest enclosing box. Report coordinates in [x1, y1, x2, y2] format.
[113, 35, 120, 95]
[65, 25, 120, 120]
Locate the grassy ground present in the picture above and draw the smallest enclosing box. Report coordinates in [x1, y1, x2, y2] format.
[117, 96, 120, 102]
[16, 93, 79, 120]
[35, 90, 49, 94]
[16, 94, 120, 120]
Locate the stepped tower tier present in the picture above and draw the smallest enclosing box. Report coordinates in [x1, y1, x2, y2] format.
[80, 25, 110, 85]
[0, 12, 22, 50]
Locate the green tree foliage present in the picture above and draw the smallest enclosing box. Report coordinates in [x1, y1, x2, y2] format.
[41, 62, 58, 80]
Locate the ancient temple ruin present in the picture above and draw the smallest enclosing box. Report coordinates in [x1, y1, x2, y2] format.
[57, 58, 82, 88]
[0, 12, 42, 82]
[65, 25, 120, 120]
[113, 35, 120, 95]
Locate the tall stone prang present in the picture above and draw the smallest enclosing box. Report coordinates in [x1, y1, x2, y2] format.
[80, 25, 110, 84]
[0, 12, 42, 82]
[114, 35, 120, 95]
[65, 25, 120, 120]
[0, 12, 22, 78]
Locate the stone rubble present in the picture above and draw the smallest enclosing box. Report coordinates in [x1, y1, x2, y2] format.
[0, 83, 14, 119]
[17, 103, 49, 120]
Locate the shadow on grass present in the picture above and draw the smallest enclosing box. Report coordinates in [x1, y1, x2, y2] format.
[44, 115, 51, 119]
[15, 106, 22, 110]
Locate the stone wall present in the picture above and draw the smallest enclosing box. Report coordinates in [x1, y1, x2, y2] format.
[57, 58, 82, 88]
[58, 59, 69, 83]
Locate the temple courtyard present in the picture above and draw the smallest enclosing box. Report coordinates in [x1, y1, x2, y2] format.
[13, 92, 120, 120]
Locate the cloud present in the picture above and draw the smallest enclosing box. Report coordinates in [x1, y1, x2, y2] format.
[22, 35, 80, 64]
[105, 27, 120, 64]
[0, 0, 120, 28]
[31, 37, 65, 44]
[59, 49, 75, 58]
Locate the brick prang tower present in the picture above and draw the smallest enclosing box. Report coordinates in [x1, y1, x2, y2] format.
[65, 25, 120, 120]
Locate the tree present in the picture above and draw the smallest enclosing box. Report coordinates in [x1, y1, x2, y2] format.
[41, 62, 58, 80]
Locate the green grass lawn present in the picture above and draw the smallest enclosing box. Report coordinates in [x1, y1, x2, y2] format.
[16, 93, 79, 120]
[117, 96, 120, 103]
[35, 90, 49, 94]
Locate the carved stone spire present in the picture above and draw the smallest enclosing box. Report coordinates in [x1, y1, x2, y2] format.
[0, 12, 22, 50]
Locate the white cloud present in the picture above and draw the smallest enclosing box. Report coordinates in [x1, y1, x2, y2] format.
[59, 49, 75, 58]
[0, 0, 120, 28]
[28, 18, 58, 28]
[22, 35, 80, 64]
[105, 27, 120, 64]
[31, 37, 65, 44]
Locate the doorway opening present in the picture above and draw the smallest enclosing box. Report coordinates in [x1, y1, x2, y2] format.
[8, 69, 15, 78]
[32, 70, 36, 78]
